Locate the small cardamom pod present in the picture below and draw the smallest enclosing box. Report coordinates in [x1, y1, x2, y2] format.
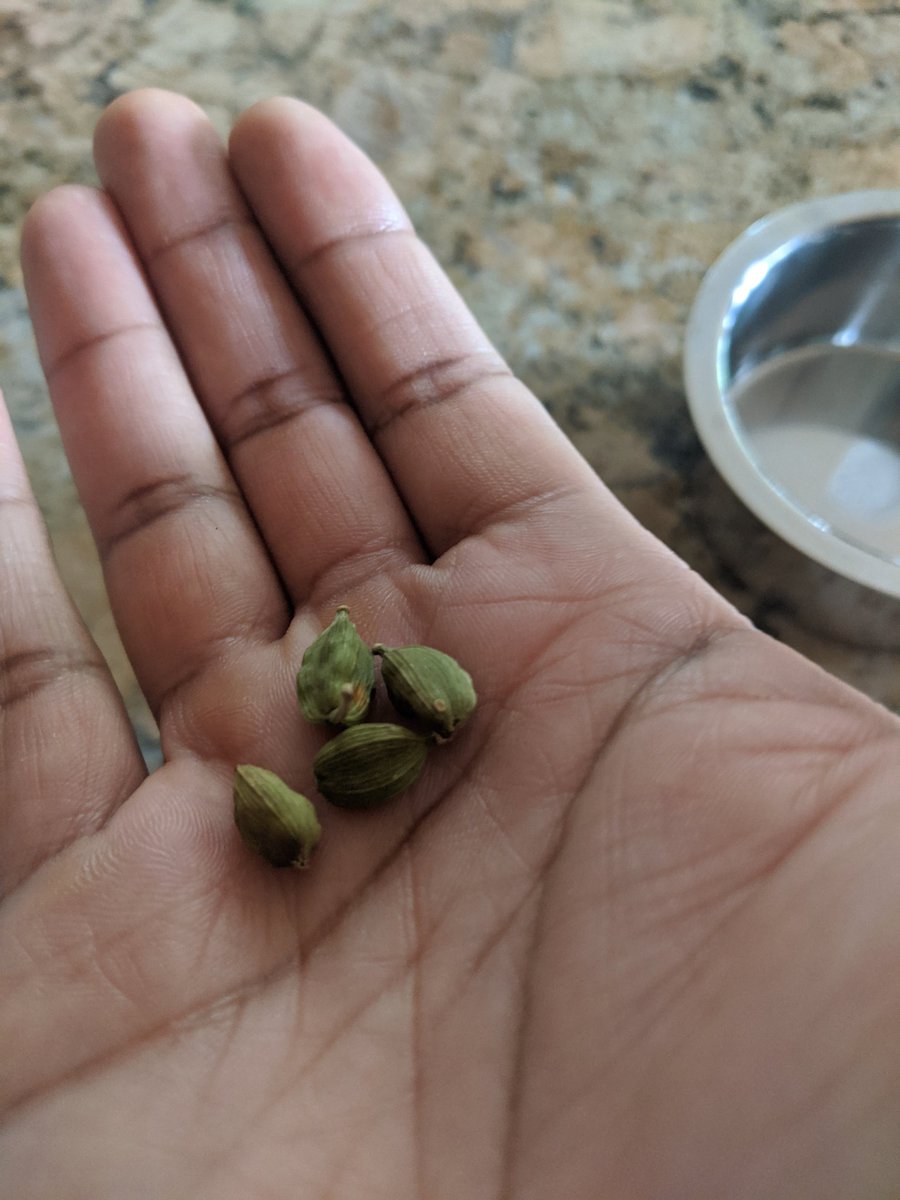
[373, 643, 477, 737]
[313, 723, 430, 810]
[233, 764, 322, 868]
[297, 606, 375, 726]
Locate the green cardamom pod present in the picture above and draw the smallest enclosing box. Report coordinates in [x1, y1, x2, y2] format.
[313, 723, 430, 810]
[373, 643, 477, 737]
[297, 606, 375, 726]
[233, 764, 322, 868]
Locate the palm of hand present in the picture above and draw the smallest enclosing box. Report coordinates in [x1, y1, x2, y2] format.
[2, 92, 900, 1200]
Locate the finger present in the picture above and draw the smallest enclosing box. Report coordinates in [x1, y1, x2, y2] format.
[20, 185, 288, 723]
[228, 98, 603, 558]
[93, 89, 422, 607]
[0, 393, 145, 895]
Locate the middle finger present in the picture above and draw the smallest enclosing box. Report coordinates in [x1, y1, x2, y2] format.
[93, 89, 422, 609]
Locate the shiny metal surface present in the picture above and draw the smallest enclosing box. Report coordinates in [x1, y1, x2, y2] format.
[684, 192, 900, 597]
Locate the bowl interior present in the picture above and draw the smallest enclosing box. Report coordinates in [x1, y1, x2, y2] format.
[721, 217, 900, 565]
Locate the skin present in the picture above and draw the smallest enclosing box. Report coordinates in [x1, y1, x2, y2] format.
[1, 89, 899, 1200]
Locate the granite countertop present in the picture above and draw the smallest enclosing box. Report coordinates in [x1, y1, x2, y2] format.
[1, 0, 898, 761]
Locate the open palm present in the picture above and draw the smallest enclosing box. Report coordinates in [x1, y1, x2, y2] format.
[2, 91, 900, 1200]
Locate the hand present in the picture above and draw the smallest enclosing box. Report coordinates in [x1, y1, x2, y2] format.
[2, 89, 899, 1200]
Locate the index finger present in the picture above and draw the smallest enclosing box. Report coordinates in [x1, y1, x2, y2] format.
[228, 99, 602, 558]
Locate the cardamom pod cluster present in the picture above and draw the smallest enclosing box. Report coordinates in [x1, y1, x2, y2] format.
[296, 605, 374, 726]
[233, 764, 322, 868]
[297, 610, 476, 811]
[232, 607, 478, 868]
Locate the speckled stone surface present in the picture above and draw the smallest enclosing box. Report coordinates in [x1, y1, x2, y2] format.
[1, 0, 899, 759]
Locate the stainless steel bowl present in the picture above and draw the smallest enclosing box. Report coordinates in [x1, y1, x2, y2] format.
[684, 191, 900, 598]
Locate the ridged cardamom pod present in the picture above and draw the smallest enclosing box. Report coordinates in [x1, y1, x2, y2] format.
[373, 643, 477, 737]
[313, 723, 430, 810]
[233, 765, 322, 868]
[297, 606, 375, 726]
